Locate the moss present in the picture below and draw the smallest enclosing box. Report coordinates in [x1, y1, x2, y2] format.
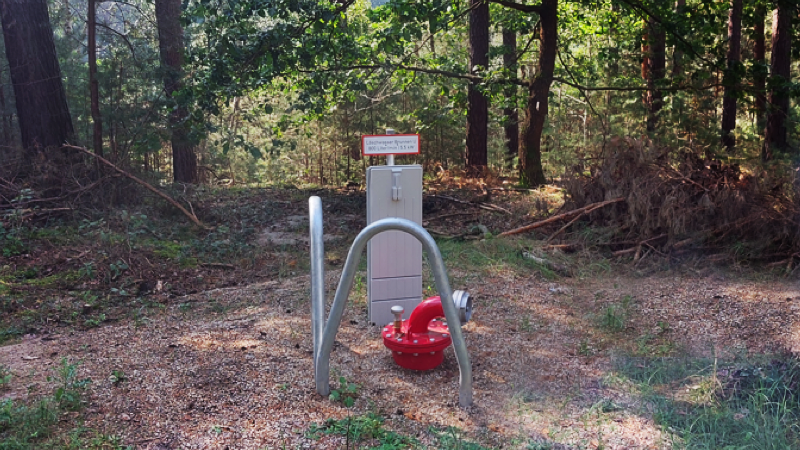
[179, 257, 198, 268]
[150, 240, 187, 261]
[2, 270, 82, 289]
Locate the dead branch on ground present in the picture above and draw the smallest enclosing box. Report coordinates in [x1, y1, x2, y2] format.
[499, 198, 625, 237]
[64, 145, 211, 230]
[426, 194, 512, 214]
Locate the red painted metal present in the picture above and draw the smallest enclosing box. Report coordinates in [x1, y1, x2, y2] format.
[382, 297, 451, 370]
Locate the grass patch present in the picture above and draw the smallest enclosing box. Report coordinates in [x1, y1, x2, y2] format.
[436, 238, 558, 279]
[597, 295, 633, 334]
[613, 355, 800, 449]
[307, 413, 416, 449]
[0, 358, 129, 450]
[307, 413, 507, 449]
[0, 326, 24, 345]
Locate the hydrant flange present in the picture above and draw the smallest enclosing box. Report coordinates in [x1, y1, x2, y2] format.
[382, 297, 453, 370]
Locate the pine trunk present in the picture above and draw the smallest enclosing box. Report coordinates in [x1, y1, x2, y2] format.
[753, 6, 766, 133]
[0, 0, 74, 151]
[763, 4, 792, 160]
[671, 0, 686, 79]
[519, 0, 556, 187]
[89, 0, 103, 157]
[502, 28, 519, 171]
[643, 19, 665, 132]
[720, 0, 742, 151]
[465, 0, 489, 176]
[155, 0, 197, 183]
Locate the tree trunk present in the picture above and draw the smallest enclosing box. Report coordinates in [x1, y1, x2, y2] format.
[763, 4, 792, 160]
[88, 0, 103, 157]
[643, 18, 665, 132]
[0, 0, 74, 151]
[671, 0, 685, 79]
[753, 5, 766, 133]
[155, 0, 197, 183]
[0, 69, 9, 147]
[720, 0, 742, 151]
[465, 0, 489, 176]
[502, 28, 519, 171]
[519, 0, 556, 187]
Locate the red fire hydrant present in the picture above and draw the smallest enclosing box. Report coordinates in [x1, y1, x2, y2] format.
[381, 296, 455, 371]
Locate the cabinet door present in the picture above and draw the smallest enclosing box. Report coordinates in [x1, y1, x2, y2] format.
[366, 165, 423, 325]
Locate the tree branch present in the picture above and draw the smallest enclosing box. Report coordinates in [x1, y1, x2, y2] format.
[499, 198, 625, 237]
[95, 23, 139, 64]
[556, 48, 608, 137]
[552, 76, 722, 92]
[490, 0, 543, 14]
[615, 0, 718, 69]
[63, 145, 212, 230]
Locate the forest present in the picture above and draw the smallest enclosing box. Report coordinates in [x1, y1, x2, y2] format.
[0, 0, 799, 449]
[1, 0, 799, 251]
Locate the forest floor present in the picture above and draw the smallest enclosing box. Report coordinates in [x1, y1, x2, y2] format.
[1, 184, 799, 449]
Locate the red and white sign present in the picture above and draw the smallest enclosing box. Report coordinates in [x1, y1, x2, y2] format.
[361, 134, 420, 156]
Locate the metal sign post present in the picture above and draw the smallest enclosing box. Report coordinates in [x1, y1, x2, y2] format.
[363, 130, 422, 325]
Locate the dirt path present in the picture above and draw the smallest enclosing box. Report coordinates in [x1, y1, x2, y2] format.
[2, 266, 799, 449]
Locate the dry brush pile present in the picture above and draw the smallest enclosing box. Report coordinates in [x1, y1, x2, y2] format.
[564, 137, 800, 263]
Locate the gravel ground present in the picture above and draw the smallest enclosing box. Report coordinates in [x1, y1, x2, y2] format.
[2, 262, 798, 449]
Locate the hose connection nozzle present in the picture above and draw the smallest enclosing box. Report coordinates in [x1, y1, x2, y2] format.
[391, 305, 404, 335]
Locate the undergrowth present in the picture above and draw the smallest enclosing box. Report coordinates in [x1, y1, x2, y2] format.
[566, 137, 800, 262]
[436, 238, 560, 280]
[0, 358, 129, 450]
[306, 413, 520, 449]
[613, 355, 800, 449]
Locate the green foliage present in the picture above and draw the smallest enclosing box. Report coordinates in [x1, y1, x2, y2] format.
[436, 238, 558, 279]
[430, 426, 496, 450]
[49, 358, 91, 411]
[307, 413, 502, 449]
[0, 224, 26, 257]
[598, 295, 632, 334]
[0, 326, 23, 345]
[0, 365, 11, 388]
[329, 376, 359, 408]
[615, 356, 800, 449]
[107, 260, 128, 281]
[599, 305, 626, 333]
[0, 359, 124, 450]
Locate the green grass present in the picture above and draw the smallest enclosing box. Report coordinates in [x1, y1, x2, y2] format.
[307, 413, 416, 449]
[306, 413, 510, 449]
[0, 326, 24, 345]
[597, 295, 632, 334]
[0, 358, 129, 450]
[436, 238, 558, 279]
[613, 355, 800, 449]
[598, 305, 626, 333]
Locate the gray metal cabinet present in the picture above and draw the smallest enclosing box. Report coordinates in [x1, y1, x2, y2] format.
[366, 165, 423, 325]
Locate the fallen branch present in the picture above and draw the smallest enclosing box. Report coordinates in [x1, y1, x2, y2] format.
[200, 263, 236, 270]
[499, 197, 625, 237]
[612, 247, 637, 256]
[64, 145, 211, 230]
[17, 207, 73, 221]
[612, 234, 669, 257]
[522, 251, 572, 276]
[487, 187, 538, 193]
[543, 243, 579, 251]
[426, 194, 511, 214]
[425, 211, 478, 222]
[425, 227, 465, 240]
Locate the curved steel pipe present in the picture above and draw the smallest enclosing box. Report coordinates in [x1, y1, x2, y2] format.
[308, 196, 472, 407]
